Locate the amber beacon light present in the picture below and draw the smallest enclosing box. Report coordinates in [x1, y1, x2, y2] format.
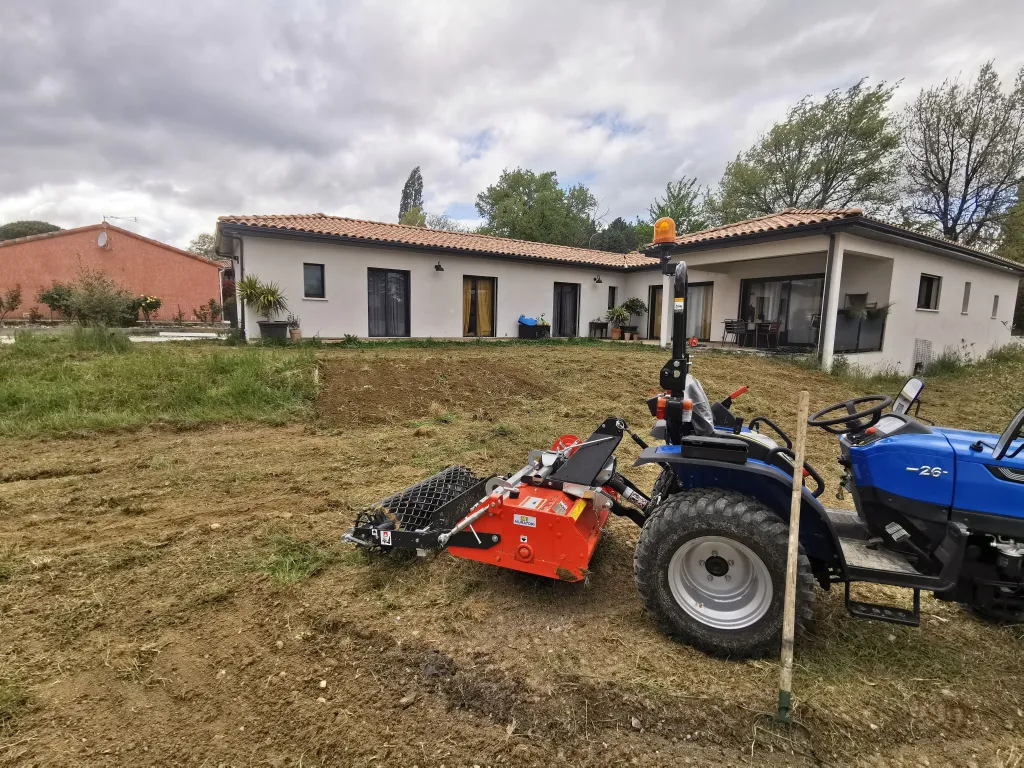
[653, 216, 677, 244]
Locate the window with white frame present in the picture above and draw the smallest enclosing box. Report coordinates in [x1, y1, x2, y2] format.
[992, 295, 1000, 319]
[961, 282, 971, 314]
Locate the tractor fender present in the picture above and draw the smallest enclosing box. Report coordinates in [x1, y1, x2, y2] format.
[635, 449, 844, 572]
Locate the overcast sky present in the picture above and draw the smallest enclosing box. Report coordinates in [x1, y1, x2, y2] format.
[2, 0, 1023, 248]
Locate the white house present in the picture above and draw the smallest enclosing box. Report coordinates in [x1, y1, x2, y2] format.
[215, 213, 667, 340]
[650, 208, 1023, 373]
[214, 209, 1022, 374]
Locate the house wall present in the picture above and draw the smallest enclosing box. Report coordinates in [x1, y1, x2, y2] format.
[840, 233, 1019, 372]
[238, 234, 658, 338]
[0, 227, 222, 321]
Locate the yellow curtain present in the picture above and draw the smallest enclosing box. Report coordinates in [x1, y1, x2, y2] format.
[476, 279, 494, 336]
[462, 278, 473, 336]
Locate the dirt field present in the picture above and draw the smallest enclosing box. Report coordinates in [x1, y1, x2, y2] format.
[2, 344, 1024, 766]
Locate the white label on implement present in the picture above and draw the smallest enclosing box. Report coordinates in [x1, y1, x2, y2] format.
[380, 530, 392, 546]
[674, 297, 685, 312]
[521, 496, 544, 510]
[513, 514, 537, 528]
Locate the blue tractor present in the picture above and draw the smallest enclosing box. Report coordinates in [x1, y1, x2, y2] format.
[633, 262, 1024, 658]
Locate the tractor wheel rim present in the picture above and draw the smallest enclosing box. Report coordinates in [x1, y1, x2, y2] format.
[667, 536, 773, 630]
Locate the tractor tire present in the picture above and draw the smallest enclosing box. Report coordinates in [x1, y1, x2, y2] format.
[634, 488, 815, 659]
[648, 468, 682, 510]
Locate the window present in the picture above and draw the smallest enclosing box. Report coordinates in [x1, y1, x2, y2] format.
[993, 295, 1000, 319]
[303, 263, 325, 299]
[367, 268, 410, 337]
[739, 274, 825, 346]
[463, 276, 496, 337]
[962, 282, 971, 314]
[607, 285, 617, 310]
[917, 274, 941, 310]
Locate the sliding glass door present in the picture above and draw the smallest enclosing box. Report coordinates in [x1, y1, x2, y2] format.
[552, 282, 580, 337]
[739, 274, 824, 347]
[463, 276, 496, 337]
[367, 268, 410, 337]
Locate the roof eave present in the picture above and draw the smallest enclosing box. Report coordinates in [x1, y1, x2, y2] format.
[645, 218, 1024, 276]
[217, 221, 663, 272]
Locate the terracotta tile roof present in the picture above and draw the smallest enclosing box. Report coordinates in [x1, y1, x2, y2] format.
[217, 213, 661, 270]
[671, 208, 864, 246]
[0, 222, 224, 268]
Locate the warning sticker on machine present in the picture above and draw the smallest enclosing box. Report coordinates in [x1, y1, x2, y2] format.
[552, 501, 568, 516]
[380, 530, 392, 546]
[568, 499, 587, 520]
[674, 297, 685, 312]
[520, 496, 544, 510]
[513, 514, 537, 528]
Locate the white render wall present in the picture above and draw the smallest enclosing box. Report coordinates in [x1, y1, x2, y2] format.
[238, 235, 660, 339]
[839, 233, 1019, 372]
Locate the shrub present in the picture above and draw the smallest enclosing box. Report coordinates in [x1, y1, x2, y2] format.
[70, 326, 133, 353]
[26, 306, 43, 323]
[0, 284, 23, 326]
[37, 282, 74, 318]
[138, 295, 162, 325]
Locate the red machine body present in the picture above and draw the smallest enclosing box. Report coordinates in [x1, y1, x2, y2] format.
[447, 484, 611, 581]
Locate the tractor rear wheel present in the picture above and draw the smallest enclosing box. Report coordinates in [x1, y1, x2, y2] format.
[634, 488, 814, 659]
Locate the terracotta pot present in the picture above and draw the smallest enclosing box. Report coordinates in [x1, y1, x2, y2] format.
[611, 327, 622, 340]
[288, 327, 302, 342]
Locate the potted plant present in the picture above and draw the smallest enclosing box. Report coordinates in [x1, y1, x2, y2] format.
[620, 296, 648, 338]
[237, 275, 289, 340]
[287, 314, 302, 342]
[606, 306, 629, 340]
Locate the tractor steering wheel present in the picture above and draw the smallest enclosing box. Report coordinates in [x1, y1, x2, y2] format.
[808, 395, 893, 435]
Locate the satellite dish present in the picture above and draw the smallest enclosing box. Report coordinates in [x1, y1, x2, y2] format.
[97, 231, 108, 248]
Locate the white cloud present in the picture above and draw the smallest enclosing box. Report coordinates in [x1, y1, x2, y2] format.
[1, 0, 1022, 247]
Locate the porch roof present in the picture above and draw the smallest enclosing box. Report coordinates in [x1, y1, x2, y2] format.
[648, 208, 1024, 276]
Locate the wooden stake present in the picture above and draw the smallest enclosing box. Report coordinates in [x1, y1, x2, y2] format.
[777, 389, 810, 723]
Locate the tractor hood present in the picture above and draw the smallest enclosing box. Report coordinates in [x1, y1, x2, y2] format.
[936, 426, 1024, 521]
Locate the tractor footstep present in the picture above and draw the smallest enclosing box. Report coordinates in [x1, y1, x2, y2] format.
[844, 583, 921, 626]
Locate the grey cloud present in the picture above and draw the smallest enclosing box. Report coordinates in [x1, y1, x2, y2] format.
[0, 0, 1022, 247]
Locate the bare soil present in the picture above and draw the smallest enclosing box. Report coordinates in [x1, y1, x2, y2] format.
[2, 345, 1023, 767]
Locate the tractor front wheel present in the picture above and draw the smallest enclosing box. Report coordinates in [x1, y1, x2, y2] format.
[634, 488, 814, 659]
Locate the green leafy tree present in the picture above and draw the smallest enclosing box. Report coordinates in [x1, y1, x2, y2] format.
[649, 177, 712, 233]
[475, 168, 597, 247]
[901, 62, 1024, 248]
[399, 167, 424, 222]
[399, 206, 427, 227]
[590, 217, 643, 253]
[714, 80, 900, 223]
[633, 219, 654, 246]
[37, 282, 74, 318]
[188, 233, 217, 259]
[0, 285, 23, 326]
[0, 221, 61, 241]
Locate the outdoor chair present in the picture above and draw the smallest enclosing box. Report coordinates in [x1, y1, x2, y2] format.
[723, 319, 750, 346]
[755, 321, 782, 349]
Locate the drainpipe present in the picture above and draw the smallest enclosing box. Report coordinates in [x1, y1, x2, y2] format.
[235, 235, 246, 337]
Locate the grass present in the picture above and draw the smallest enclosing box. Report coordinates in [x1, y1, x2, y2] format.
[0, 335, 317, 436]
[252, 534, 336, 583]
[0, 678, 30, 732]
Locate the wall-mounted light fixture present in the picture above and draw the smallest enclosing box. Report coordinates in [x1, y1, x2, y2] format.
[593, 275, 603, 284]
[434, 261, 444, 272]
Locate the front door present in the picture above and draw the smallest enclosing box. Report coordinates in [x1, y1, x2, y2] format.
[463, 276, 496, 337]
[552, 282, 580, 337]
[367, 268, 410, 337]
[648, 285, 662, 340]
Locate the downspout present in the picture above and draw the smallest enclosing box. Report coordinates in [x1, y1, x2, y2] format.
[236, 234, 246, 337]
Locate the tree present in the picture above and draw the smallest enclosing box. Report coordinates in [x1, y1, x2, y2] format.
[188, 233, 217, 259]
[399, 167, 424, 222]
[425, 212, 469, 233]
[475, 168, 598, 247]
[714, 80, 900, 223]
[648, 177, 712, 233]
[901, 62, 1024, 248]
[399, 207, 426, 227]
[0, 221, 61, 241]
[0, 285, 22, 326]
[590, 217, 643, 253]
